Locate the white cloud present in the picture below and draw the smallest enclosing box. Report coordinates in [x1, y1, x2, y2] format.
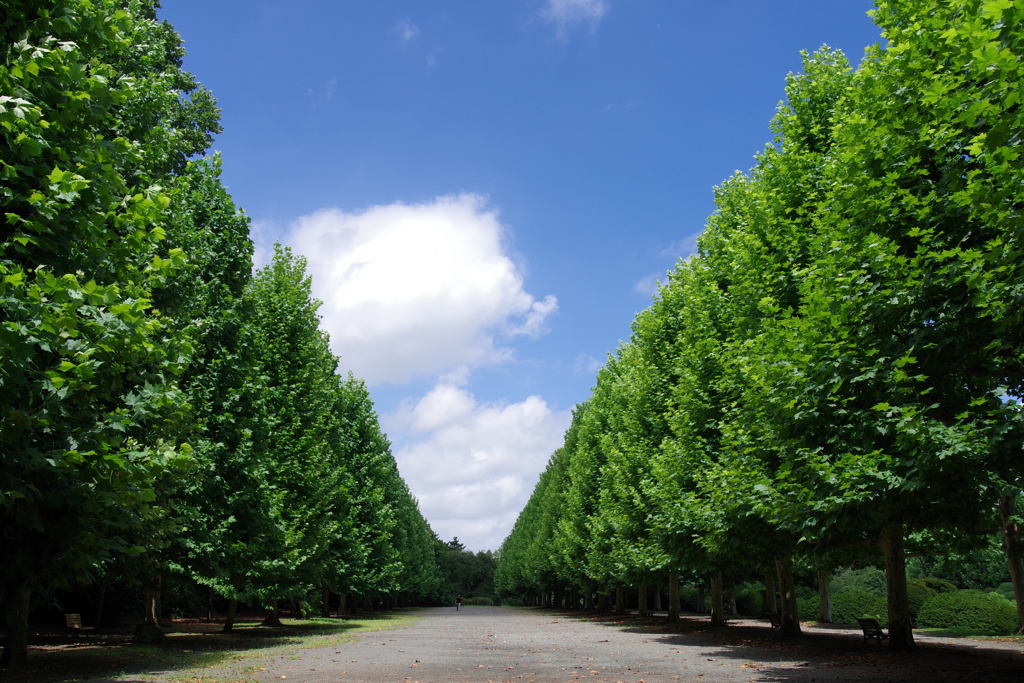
[384, 380, 572, 551]
[541, 0, 608, 31]
[395, 19, 420, 42]
[286, 194, 557, 384]
[633, 232, 703, 297]
[633, 272, 662, 297]
[573, 352, 602, 376]
[662, 232, 701, 259]
[250, 219, 277, 270]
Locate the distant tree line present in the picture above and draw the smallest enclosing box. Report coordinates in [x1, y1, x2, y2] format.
[1, 0, 447, 667]
[438, 537, 498, 605]
[496, 0, 1024, 650]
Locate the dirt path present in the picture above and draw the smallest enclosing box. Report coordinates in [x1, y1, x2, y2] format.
[216, 606, 1023, 683]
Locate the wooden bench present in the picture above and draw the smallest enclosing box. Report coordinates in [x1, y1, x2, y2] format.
[64, 613, 94, 638]
[856, 617, 888, 644]
[765, 612, 781, 633]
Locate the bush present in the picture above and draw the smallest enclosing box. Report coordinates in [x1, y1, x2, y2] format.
[831, 567, 887, 597]
[679, 586, 702, 612]
[831, 591, 887, 624]
[735, 583, 762, 615]
[465, 597, 494, 606]
[795, 591, 884, 624]
[906, 583, 934, 618]
[917, 590, 1018, 633]
[910, 577, 958, 594]
[994, 582, 1016, 602]
[797, 596, 818, 621]
[162, 575, 209, 619]
[794, 584, 817, 601]
[905, 577, 957, 619]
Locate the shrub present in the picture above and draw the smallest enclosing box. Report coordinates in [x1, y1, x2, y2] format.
[465, 597, 494, 606]
[994, 583, 1016, 602]
[735, 583, 763, 615]
[679, 586, 702, 612]
[796, 596, 818, 621]
[794, 584, 817, 601]
[906, 582, 935, 619]
[162, 575, 209, 619]
[831, 567, 886, 597]
[795, 591, 885, 624]
[910, 577, 958, 594]
[831, 591, 887, 624]
[917, 590, 1018, 633]
[906, 577, 957, 619]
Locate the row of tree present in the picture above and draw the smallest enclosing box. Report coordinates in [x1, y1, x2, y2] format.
[496, 0, 1024, 650]
[1, 0, 444, 666]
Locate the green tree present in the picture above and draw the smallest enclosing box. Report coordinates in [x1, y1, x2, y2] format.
[675, 47, 855, 635]
[1, 0, 199, 665]
[763, 0, 1024, 647]
[389, 486, 443, 607]
[242, 245, 343, 620]
[154, 156, 275, 634]
[496, 448, 570, 605]
[553, 404, 610, 608]
[329, 374, 402, 607]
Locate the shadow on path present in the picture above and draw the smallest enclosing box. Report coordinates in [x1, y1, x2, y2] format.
[550, 609, 1024, 682]
[0, 612, 414, 683]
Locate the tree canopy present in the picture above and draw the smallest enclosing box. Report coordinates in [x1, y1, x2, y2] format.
[497, 0, 1024, 647]
[1, 0, 446, 665]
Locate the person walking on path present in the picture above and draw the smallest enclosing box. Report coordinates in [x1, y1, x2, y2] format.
[455, 594, 462, 611]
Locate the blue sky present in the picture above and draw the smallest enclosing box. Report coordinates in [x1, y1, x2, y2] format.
[159, 0, 884, 551]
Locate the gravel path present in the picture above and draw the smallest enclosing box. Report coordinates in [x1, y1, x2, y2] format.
[232, 607, 1024, 683]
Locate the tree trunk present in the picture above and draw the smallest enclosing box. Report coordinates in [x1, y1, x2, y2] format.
[728, 582, 737, 615]
[223, 598, 238, 633]
[654, 585, 662, 611]
[1, 579, 31, 668]
[710, 572, 725, 626]
[583, 589, 593, 611]
[262, 599, 284, 627]
[817, 569, 833, 623]
[879, 521, 915, 650]
[999, 494, 1024, 634]
[322, 585, 332, 618]
[598, 591, 609, 611]
[615, 586, 625, 615]
[764, 572, 776, 614]
[206, 585, 214, 622]
[775, 557, 802, 637]
[146, 576, 161, 624]
[697, 584, 705, 614]
[95, 580, 108, 631]
[134, 573, 164, 643]
[638, 584, 648, 617]
[339, 593, 347, 615]
[667, 575, 680, 621]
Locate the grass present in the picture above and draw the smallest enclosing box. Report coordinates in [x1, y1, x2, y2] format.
[4, 611, 422, 683]
[914, 626, 1024, 641]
